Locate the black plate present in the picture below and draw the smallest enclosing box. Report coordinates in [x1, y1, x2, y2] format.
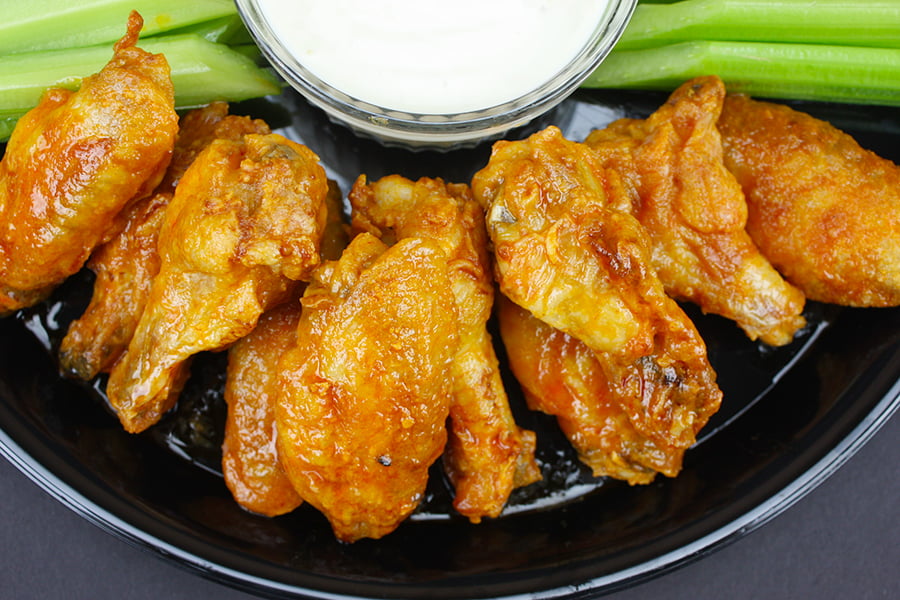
[1, 89, 898, 600]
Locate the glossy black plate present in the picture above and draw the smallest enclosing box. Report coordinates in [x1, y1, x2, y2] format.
[0, 89, 898, 600]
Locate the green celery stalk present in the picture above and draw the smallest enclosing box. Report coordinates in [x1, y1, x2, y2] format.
[583, 41, 900, 106]
[0, 116, 19, 142]
[0, 34, 282, 123]
[618, 0, 900, 50]
[0, 0, 237, 54]
[155, 14, 254, 46]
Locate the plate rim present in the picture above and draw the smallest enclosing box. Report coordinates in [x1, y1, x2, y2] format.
[1, 349, 897, 600]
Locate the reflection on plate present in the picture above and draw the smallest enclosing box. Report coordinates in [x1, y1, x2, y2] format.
[0, 89, 898, 599]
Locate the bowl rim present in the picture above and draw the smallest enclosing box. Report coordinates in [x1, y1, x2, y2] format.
[234, 0, 638, 147]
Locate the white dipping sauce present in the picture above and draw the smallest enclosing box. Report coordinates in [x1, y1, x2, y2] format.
[256, 0, 611, 114]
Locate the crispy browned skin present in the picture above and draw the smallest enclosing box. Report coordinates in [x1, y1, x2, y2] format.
[585, 76, 806, 346]
[59, 104, 271, 379]
[221, 179, 347, 517]
[59, 192, 169, 378]
[275, 233, 458, 542]
[106, 133, 327, 433]
[349, 174, 540, 522]
[472, 126, 721, 466]
[497, 296, 681, 484]
[0, 12, 177, 314]
[719, 94, 900, 306]
[222, 300, 304, 517]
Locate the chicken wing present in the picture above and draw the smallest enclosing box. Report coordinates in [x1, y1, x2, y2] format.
[59, 103, 271, 379]
[496, 296, 680, 484]
[584, 76, 806, 346]
[222, 299, 304, 517]
[349, 174, 540, 522]
[0, 11, 177, 314]
[275, 233, 459, 542]
[718, 93, 900, 306]
[106, 133, 328, 433]
[472, 126, 721, 457]
[221, 177, 348, 517]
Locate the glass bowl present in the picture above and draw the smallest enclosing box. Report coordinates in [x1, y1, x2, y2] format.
[235, 0, 637, 149]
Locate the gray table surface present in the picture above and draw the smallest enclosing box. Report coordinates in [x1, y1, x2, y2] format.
[1, 410, 897, 600]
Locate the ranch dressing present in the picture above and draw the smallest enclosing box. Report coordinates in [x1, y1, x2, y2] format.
[256, 0, 612, 114]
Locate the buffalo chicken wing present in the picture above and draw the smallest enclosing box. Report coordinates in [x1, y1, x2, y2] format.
[585, 76, 806, 346]
[106, 133, 327, 433]
[275, 233, 459, 542]
[59, 103, 271, 379]
[349, 174, 540, 522]
[472, 126, 722, 478]
[719, 93, 900, 307]
[0, 12, 177, 314]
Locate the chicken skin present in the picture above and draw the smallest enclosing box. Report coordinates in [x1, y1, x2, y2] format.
[718, 94, 900, 307]
[221, 178, 347, 517]
[349, 174, 540, 522]
[585, 76, 806, 346]
[0, 11, 177, 314]
[106, 133, 328, 433]
[222, 300, 304, 517]
[59, 103, 271, 379]
[497, 296, 681, 484]
[275, 233, 459, 542]
[472, 126, 721, 464]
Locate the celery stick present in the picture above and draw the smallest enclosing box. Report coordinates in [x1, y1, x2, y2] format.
[144, 35, 282, 107]
[0, 34, 282, 120]
[0, 116, 20, 142]
[0, 0, 236, 55]
[156, 14, 254, 46]
[583, 41, 900, 106]
[618, 0, 900, 50]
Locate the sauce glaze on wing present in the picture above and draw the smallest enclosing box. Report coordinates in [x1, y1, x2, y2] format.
[719, 93, 900, 307]
[473, 126, 722, 477]
[0, 11, 177, 314]
[349, 174, 540, 522]
[275, 233, 459, 542]
[585, 76, 806, 346]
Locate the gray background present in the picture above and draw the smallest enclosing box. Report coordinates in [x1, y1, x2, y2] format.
[1, 412, 897, 600]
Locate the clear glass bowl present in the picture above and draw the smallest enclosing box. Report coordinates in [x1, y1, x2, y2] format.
[235, 0, 637, 149]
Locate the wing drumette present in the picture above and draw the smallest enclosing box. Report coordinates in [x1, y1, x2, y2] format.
[349, 174, 540, 522]
[584, 76, 806, 346]
[59, 103, 271, 379]
[0, 12, 177, 314]
[718, 93, 900, 307]
[275, 233, 459, 542]
[472, 126, 721, 476]
[106, 133, 328, 433]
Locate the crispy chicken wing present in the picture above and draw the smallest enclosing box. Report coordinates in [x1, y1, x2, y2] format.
[275, 233, 459, 542]
[106, 133, 328, 433]
[584, 76, 806, 346]
[472, 126, 721, 461]
[497, 296, 681, 484]
[0, 12, 177, 314]
[221, 178, 347, 517]
[349, 174, 540, 522]
[59, 103, 271, 379]
[59, 191, 170, 379]
[222, 300, 304, 517]
[719, 94, 900, 306]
